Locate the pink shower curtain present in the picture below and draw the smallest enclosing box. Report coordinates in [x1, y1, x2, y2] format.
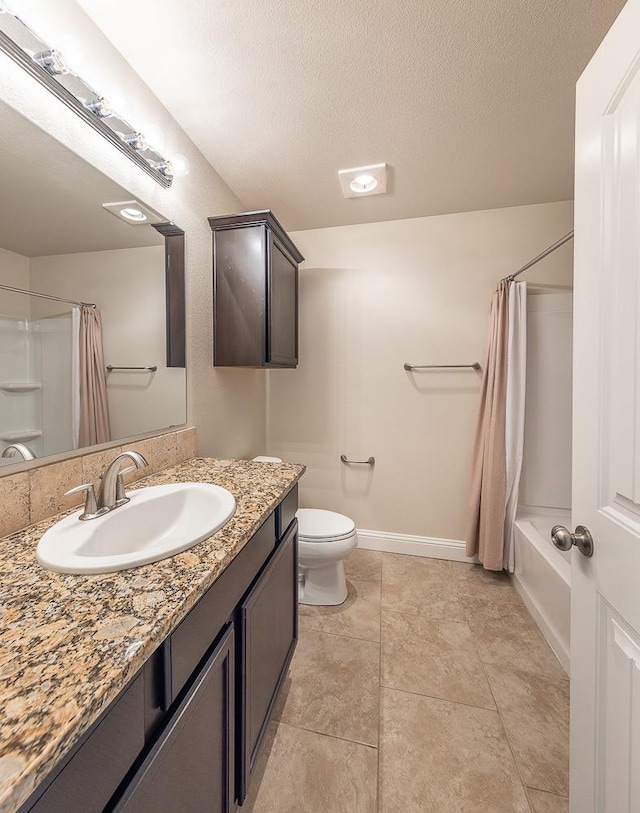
[78, 306, 111, 447]
[465, 280, 510, 571]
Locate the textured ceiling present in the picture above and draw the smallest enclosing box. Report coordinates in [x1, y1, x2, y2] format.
[0, 102, 164, 256]
[78, 0, 625, 231]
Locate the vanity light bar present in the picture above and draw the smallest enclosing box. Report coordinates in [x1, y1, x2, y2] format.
[0, 11, 173, 188]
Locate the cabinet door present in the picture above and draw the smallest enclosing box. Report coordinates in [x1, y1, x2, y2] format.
[238, 521, 298, 802]
[213, 225, 266, 366]
[25, 676, 145, 813]
[267, 235, 298, 367]
[112, 625, 235, 813]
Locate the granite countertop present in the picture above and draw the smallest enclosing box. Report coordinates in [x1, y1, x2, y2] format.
[0, 457, 305, 813]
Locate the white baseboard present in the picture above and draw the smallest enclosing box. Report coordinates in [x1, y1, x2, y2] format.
[356, 528, 473, 562]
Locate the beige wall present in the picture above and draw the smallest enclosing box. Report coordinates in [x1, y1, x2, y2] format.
[0, 0, 265, 469]
[0, 246, 31, 318]
[30, 245, 186, 439]
[267, 201, 574, 541]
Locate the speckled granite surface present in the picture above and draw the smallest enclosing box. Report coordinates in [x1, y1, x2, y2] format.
[0, 457, 304, 813]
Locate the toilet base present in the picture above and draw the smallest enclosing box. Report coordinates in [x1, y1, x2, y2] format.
[298, 561, 348, 606]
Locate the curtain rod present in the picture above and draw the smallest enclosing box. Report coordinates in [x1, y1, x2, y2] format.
[0, 283, 95, 308]
[503, 230, 574, 283]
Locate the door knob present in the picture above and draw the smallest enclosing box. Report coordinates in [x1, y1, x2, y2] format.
[551, 524, 594, 557]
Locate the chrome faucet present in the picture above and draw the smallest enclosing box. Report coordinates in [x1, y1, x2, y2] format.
[65, 450, 149, 521]
[1, 443, 36, 461]
[97, 451, 148, 511]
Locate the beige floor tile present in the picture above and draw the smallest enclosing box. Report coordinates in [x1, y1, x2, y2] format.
[379, 688, 530, 813]
[486, 665, 569, 796]
[299, 578, 381, 642]
[527, 790, 569, 813]
[344, 548, 382, 582]
[381, 553, 467, 621]
[275, 629, 380, 746]
[463, 597, 566, 679]
[244, 721, 377, 813]
[451, 561, 524, 604]
[381, 610, 495, 710]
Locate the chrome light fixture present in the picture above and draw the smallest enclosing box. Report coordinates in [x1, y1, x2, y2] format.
[121, 131, 148, 151]
[84, 96, 113, 119]
[32, 48, 68, 75]
[0, 9, 173, 187]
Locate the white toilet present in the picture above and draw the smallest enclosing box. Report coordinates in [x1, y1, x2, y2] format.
[252, 457, 358, 606]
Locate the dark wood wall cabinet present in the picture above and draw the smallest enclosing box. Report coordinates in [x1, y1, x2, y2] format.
[209, 210, 304, 368]
[20, 487, 299, 813]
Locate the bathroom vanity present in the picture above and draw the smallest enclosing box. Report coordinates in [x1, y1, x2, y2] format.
[0, 458, 304, 813]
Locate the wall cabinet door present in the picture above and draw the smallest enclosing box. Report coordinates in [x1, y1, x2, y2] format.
[267, 234, 298, 367]
[112, 625, 235, 813]
[237, 521, 298, 803]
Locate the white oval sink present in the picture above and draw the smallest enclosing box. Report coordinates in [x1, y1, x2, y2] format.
[36, 483, 236, 574]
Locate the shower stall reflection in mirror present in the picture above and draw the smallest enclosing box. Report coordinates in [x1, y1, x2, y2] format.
[514, 292, 573, 673]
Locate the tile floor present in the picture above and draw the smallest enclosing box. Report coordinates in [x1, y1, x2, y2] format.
[243, 550, 569, 813]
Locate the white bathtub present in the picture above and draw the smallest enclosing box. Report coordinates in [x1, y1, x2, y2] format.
[513, 507, 571, 673]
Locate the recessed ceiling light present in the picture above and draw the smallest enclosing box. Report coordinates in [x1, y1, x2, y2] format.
[102, 199, 163, 226]
[120, 206, 147, 222]
[350, 174, 378, 194]
[338, 163, 388, 198]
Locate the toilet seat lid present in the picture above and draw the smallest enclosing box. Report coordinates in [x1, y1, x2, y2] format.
[296, 508, 356, 541]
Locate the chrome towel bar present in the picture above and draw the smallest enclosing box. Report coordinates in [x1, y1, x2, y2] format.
[106, 365, 158, 372]
[403, 362, 481, 371]
[340, 455, 375, 465]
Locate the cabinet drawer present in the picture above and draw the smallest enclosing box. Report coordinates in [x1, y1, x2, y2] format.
[112, 625, 235, 813]
[26, 675, 145, 813]
[276, 484, 298, 539]
[168, 513, 275, 702]
[238, 521, 298, 802]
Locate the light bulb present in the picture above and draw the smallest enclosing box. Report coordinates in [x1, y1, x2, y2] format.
[150, 160, 174, 179]
[170, 154, 190, 177]
[33, 49, 69, 76]
[349, 174, 378, 194]
[119, 207, 147, 223]
[85, 96, 113, 118]
[121, 132, 148, 152]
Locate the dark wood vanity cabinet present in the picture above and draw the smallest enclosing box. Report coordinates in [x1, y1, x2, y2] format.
[209, 211, 304, 368]
[20, 487, 299, 813]
[237, 521, 298, 803]
[112, 626, 235, 813]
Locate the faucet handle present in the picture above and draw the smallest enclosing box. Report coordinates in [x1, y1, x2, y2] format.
[64, 483, 101, 520]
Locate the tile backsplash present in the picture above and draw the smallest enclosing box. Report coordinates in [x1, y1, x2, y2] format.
[0, 427, 196, 539]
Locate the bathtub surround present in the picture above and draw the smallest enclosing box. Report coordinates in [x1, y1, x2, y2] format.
[267, 201, 573, 552]
[0, 426, 196, 538]
[512, 293, 574, 670]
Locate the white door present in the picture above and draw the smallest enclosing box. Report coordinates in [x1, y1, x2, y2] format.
[572, 1, 640, 810]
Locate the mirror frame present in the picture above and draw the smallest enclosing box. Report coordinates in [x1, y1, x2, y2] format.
[153, 222, 186, 368]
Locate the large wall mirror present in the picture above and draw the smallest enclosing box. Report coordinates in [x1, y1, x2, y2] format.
[0, 100, 186, 472]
